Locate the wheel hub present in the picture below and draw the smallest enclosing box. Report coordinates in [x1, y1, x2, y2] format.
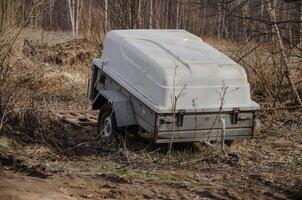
[102, 116, 112, 137]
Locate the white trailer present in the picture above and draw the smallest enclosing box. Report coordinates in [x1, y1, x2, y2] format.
[89, 30, 259, 143]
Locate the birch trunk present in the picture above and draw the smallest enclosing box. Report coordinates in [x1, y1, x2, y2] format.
[104, 0, 108, 33]
[176, 0, 179, 29]
[137, 0, 141, 28]
[266, 0, 302, 105]
[67, 0, 82, 38]
[149, 0, 153, 29]
[67, 0, 75, 37]
[75, 0, 83, 38]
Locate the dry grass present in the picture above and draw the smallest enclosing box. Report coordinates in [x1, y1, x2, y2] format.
[205, 36, 302, 108]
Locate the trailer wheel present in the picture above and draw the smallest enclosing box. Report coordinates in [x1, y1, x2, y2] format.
[97, 103, 119, 138]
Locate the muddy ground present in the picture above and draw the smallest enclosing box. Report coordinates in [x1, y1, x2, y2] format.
[1, 115, 301, 200]
[0, 32, 301, 200]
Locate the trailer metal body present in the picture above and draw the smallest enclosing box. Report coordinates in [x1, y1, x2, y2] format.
[89, 30, 260, 143]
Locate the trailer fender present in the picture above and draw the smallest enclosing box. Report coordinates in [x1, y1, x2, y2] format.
[94, 90, 137, 127]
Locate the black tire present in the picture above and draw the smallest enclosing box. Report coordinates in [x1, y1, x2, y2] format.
[97, 103, 119, 138]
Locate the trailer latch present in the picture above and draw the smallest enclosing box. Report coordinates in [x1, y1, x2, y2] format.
[176, 110, 185, 127]
[231, 108, 239, 124]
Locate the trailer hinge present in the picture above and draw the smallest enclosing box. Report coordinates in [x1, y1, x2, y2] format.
[176, 110, 185, 127]
[231, 108, 239, 124]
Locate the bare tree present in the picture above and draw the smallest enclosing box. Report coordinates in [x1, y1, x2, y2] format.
[104, 0, 108, 33]
[149, 0, 153, 29]
[49, 0, 55, 27]
[67, 0, 83, 38]
[176, 0, 180, 29]
[201, 0, 208, 36]
[265, 0, 302, 105]
[300, 3, 302, 49]
[0, 0, 44, 131]
[137, 0, 141, 28]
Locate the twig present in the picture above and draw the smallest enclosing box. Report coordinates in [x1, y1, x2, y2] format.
[206, 81, 228, 141]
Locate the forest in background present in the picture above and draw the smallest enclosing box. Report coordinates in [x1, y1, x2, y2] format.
[14, 0, 302, 44]
[2, 0, 301, 107]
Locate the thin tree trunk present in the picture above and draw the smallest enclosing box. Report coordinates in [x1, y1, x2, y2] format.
[75, 0, 83, 38]
[271, 0, 276, 43]
[104, 0, 108, 33]
[182, 0, 186, 30]
[0, 1, 6, 31]
[128, 0, 132, 28]
[49, 0, 55, 27]
[260, 0, 264, 17]
[72, 0, 75, 34]
[67, 0, 75, 37]
[201, 0, 207, 36]
[287, 2, 293, 47]
[165, 0, 169, 28]
[137, 0, 141, 28]
[176, 0, 179, 29]
[35, 8, 38, 29]
[149, 0, 153, 29]
[300, 3, 302, 49]
[259, 0, 265, 41]
[23, 0, 26, 22]
[222, 0, 228, 38]
[266, 0, 302, 105]
[242, 1, 249, 40]
[88, 0, 92, 38]
[217, 0, 222, 38]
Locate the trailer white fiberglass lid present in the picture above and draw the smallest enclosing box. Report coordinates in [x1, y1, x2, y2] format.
[96, 29, 260, 113]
